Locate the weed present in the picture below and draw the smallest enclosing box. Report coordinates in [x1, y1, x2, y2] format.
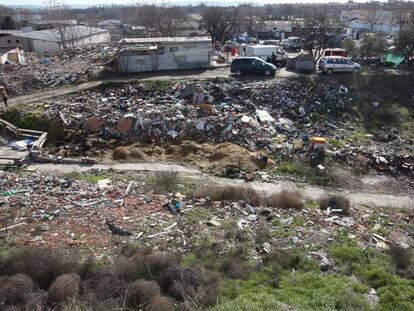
[319, 194, 351, 215]
[146, 171, 180, 194]
[388, 243, 412, 270]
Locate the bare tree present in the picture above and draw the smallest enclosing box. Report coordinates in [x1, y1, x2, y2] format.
[134, 1, 186, 36]
[365, 4, 384, 31]
[43, 0, 97, 50]
[302, 12, 329, 62]
[394, 9, 411, 31]
[201, 6, 239, 43]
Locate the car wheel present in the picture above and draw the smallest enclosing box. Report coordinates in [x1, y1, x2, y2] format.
[327, 69, 334, 75]
[353, 67, 360, 73]
[235, 70, 242, 76]
[264, 70, 272, 76]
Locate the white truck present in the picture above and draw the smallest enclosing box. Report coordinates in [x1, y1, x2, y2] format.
[245, 45, 287, 64]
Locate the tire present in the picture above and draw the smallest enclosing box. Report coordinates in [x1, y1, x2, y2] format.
[264, 70, 272, 76]
[235, 70, 242, 76]
[353, 67, 360, 73]
[327, 69, 334, 75]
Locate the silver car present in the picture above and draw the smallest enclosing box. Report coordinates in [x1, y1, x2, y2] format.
[319, 56, 361, 74]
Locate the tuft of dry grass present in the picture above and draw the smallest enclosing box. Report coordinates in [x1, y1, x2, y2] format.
[194, 185, 265, 206]
[126, 279, 161, 308]
[0, 273, 34, 305]
[221, 257, 253, 279]
[149, 171, 180, 194]
[146, 296, 174, 311]
[46, 273, 81, 307]
[3, 248, 79, 290]
[319, 194, 351, 215]
[160, 265, 221, 307]
[112, 146, 130, 160]
[266, 190, 304, 209]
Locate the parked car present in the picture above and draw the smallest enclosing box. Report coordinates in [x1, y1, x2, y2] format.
[318, 56, 361, 74]
[231, 57, 276, 76]
[281, 37, 302, 50]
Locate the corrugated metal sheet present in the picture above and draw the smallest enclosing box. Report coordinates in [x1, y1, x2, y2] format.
[120, 36, 211, 45]
[118, 48, 210, 73]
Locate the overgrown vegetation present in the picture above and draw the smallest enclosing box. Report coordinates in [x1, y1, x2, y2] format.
[194, 186, 304, 210]
[0, 246, 220, 311]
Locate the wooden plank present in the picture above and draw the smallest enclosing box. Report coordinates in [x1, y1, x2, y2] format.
[32, 132, 47, 150]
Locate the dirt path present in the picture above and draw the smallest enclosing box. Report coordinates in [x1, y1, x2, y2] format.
[27, 162, 414, 210]
[8, 67, 299, 107]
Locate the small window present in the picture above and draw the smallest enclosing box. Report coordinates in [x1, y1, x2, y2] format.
[16, 39, 20, 43]
[7, 40, 11, 43]
[327, 59, 333, 64]
[169, 46, 179, 53]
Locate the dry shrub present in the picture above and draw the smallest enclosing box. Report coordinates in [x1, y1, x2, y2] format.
[77, 257, 95, 280]
[221, 257, 253, 279]
[255, 222, 271, 244]
[24, 292, 45, 311]
[114, 255, 146, 281]
[150, 171, 179, 194]
[145, 252, 178, 278]
[130, 148, 147, 160]
[3, 248, 79, 289]
[160, 266, 220, 307]
[0, 273, 34, 305]
[113, 146, 130, 160]
[194, 185, 264, 206]
[46, 273, 81, 306]
[319, 194, 351, 215]
[389, 243, 412, 270]
[146, 296, 174, 311]
[266, 190, 303, 209]
[126, 279, 161, 308]
[81, 267, 125, 300]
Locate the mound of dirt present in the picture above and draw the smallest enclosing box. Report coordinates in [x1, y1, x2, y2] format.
[111, 141, 271, 173]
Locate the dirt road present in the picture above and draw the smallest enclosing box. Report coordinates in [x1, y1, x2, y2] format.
[27, 162, 414, 210]
[8, 67, 300, 106]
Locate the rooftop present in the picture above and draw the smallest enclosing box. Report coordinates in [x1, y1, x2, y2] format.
[120, 36, 211, 45]
[14, 26, 108, 43]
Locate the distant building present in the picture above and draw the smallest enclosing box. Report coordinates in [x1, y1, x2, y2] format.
[114, 36, 211, 73]
[347, 19, 400, 35]
[0, 26, 110, 53]
[30, 19, 78, 31]
[97, 20, 123, 29]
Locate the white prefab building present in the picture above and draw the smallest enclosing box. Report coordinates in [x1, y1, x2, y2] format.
[117, 36, 211, 73]
[0, 26, 110, 53]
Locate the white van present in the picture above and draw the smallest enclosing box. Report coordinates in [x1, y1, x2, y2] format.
[245, 45, 287, 63]
[318, 56, 361, 74]
[281, 37, 302, 50]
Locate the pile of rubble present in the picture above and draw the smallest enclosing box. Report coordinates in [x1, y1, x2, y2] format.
[0, 45, 118, 97]
[49, 79, 351, 150]
[43, 78, 413, 178]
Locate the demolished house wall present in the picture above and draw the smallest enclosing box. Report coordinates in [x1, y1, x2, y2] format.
[118, 41, 210, 73]
[0, 35, 32, 52]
